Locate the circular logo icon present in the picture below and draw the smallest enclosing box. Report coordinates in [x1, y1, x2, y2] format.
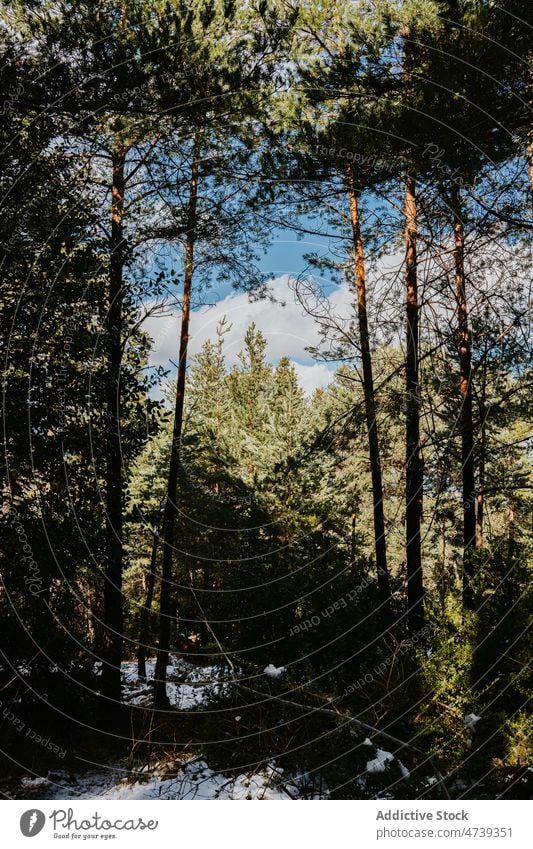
[20, 809, 46, 837]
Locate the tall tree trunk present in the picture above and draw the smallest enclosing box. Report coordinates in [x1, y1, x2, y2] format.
[154, 137, 200, 706]
[453, 193, 477, 608]
[346, 168, 392, 620]
[101, 138, 125, 701]
[476, 339, 488, 549]
[404, 174, 424, 633]
[138, 526, 159, 682]
[476, 422, 486, 551]
[528, 138, 533, 214]
[507, 500, 516, 562]
[527, 64, 533, 213]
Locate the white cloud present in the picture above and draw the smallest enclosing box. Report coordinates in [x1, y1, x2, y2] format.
[292, 362, 335, 394]
[144, 276, 344, 385]
[142, 254, 405, 396]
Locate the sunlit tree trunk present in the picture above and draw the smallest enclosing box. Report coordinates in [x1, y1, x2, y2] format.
[154, 136, 200, 706]
[507, 501, 516, 562]
[346, 167, 392, 620]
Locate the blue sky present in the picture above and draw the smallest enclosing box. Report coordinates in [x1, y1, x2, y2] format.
[144, 221, 351, 395]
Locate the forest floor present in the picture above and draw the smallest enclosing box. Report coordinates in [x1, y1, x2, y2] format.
[11, 758, 315, 800]
[2, 656, 327, 800]
[2, 656, 530, 800]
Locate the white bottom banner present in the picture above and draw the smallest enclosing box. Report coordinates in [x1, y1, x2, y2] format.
[2, 800, 530, 848]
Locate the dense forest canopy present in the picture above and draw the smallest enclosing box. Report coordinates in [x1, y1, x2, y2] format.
[0, 0, 531, 801]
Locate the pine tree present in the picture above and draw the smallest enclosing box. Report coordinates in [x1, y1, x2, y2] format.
[274, 0, 402, 612]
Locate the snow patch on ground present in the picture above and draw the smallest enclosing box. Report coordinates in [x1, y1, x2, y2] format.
[366, 749, 394, 774]
[365, 747, 411, 782]
[263, 664, 285, 679]
[13, 759, 327, 800]
[397, 760, 410, 780]
[20, 776, 48, 789]
[464, 713, 481, 731]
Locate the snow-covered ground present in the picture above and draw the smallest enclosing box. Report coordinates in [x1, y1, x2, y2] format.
[16, 760, 325, 800]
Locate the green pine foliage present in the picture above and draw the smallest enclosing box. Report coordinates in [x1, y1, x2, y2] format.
[0, 0, 530, 800]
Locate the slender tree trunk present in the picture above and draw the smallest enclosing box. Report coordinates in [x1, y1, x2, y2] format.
[476, 342, 488, 548]
[527, 62, 533, 210]
[453, 194, 477, 608]
[346, 168, 392, 619]
[154, 137, 200, 706]
[525, 60, 533, 212]
[476, 425, 485, 550]
[101, 138, 126, 701]
[138, 527, 159, 682]
[404, 174, 424, 633]
[507, 501, 516, 562]
[528, 139, 533, 214]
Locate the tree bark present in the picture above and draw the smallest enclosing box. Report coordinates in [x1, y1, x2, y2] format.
[404, 174, 424, 633]
[476, 338, 488, 549]
[525, 66, 532, 213]
[507, 500, 516, 562]
[101, 138, 126, 701]
[476, 424, 485, 551]
[528, 143, 533, 214]
[138, 526, 159, 682]
[346, 168, 392, 620]
[453, 194, 477, 608]
[154, 137, 200, 706]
